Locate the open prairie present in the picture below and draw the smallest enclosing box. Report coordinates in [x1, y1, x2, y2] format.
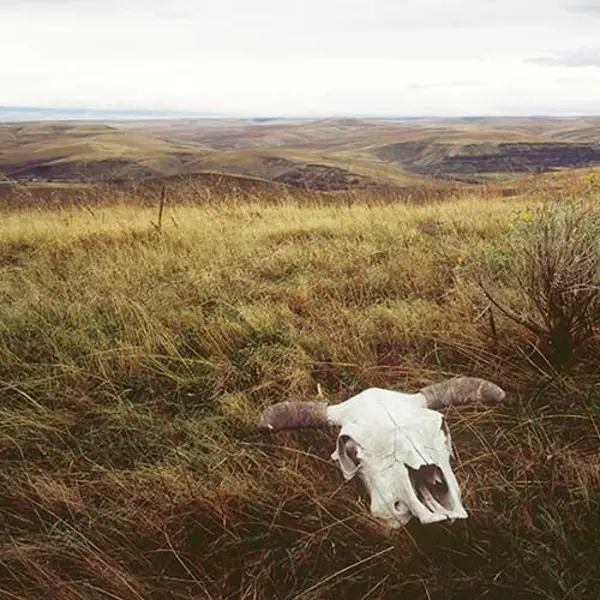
[2, 167, 600, 598]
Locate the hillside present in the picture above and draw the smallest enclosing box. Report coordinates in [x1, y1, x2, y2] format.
[2, 117, 600, 193]
[0, 122, 214, 181]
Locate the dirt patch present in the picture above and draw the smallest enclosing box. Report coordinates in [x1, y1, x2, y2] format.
[273, 163, 381, 191]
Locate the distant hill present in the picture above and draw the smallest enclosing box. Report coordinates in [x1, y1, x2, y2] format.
[1, 115, 599, 191]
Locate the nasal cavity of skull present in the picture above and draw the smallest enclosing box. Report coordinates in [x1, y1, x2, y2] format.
[406, 464, 450, 512]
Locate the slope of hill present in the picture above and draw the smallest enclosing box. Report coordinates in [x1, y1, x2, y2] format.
[1, 116, 600, 191]
[0, 122, 216, 181]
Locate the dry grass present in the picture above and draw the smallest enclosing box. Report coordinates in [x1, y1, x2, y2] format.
[1, 185, 600, 600]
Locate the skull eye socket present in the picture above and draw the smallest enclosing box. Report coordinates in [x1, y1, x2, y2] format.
[335, 434, 361, 480]
[340, 434, 359, 465]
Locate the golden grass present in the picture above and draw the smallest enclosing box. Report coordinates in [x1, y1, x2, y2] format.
[1, 187, 600, 599]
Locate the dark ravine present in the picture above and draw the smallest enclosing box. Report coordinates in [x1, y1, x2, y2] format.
[377, 141, 600, 176]
[440, 143, 600, 174]
[4, 159, 160, 182]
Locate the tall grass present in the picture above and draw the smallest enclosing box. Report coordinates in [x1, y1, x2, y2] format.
[2, 188, 600, 599]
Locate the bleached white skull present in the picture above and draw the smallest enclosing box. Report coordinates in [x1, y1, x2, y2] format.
[259, 377, 505, 528]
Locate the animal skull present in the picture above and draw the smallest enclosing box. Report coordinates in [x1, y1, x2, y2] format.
[258, 377, 505, 528]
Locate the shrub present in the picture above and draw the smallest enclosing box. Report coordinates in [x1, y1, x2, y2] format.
[476, 197, 600, 369]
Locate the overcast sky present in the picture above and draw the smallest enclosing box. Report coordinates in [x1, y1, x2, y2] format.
[1, 0, 599, 116]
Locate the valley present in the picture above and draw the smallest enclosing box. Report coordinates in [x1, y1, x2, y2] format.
[2, 116, 600, 199]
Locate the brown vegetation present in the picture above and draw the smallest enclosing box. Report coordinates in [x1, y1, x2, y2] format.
[1, 176, 600, 599]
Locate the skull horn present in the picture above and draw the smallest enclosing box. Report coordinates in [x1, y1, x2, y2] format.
[258, 401, 330, 430]
[421, 376, 505, 409]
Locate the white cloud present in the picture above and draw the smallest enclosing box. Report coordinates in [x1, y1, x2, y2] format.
[567, 1, 600, 14]
[528, 48, 600, 67]
[1, 0, 599, 116]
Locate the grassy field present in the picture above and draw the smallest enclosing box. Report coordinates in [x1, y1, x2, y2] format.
[1, 182, 600, 599]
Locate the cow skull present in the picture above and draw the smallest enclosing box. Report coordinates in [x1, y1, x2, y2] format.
[258, 377, 505, 528]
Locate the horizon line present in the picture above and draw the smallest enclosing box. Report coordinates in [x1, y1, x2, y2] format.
[1, 104, 600, 122]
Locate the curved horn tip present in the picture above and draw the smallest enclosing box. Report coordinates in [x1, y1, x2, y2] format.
[478, 379, 506, 404]
[421, 376, 506, 408]
[258, 401, 329, 430]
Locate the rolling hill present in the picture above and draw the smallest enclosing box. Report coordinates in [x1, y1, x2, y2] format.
[1, 116, 600, 194]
